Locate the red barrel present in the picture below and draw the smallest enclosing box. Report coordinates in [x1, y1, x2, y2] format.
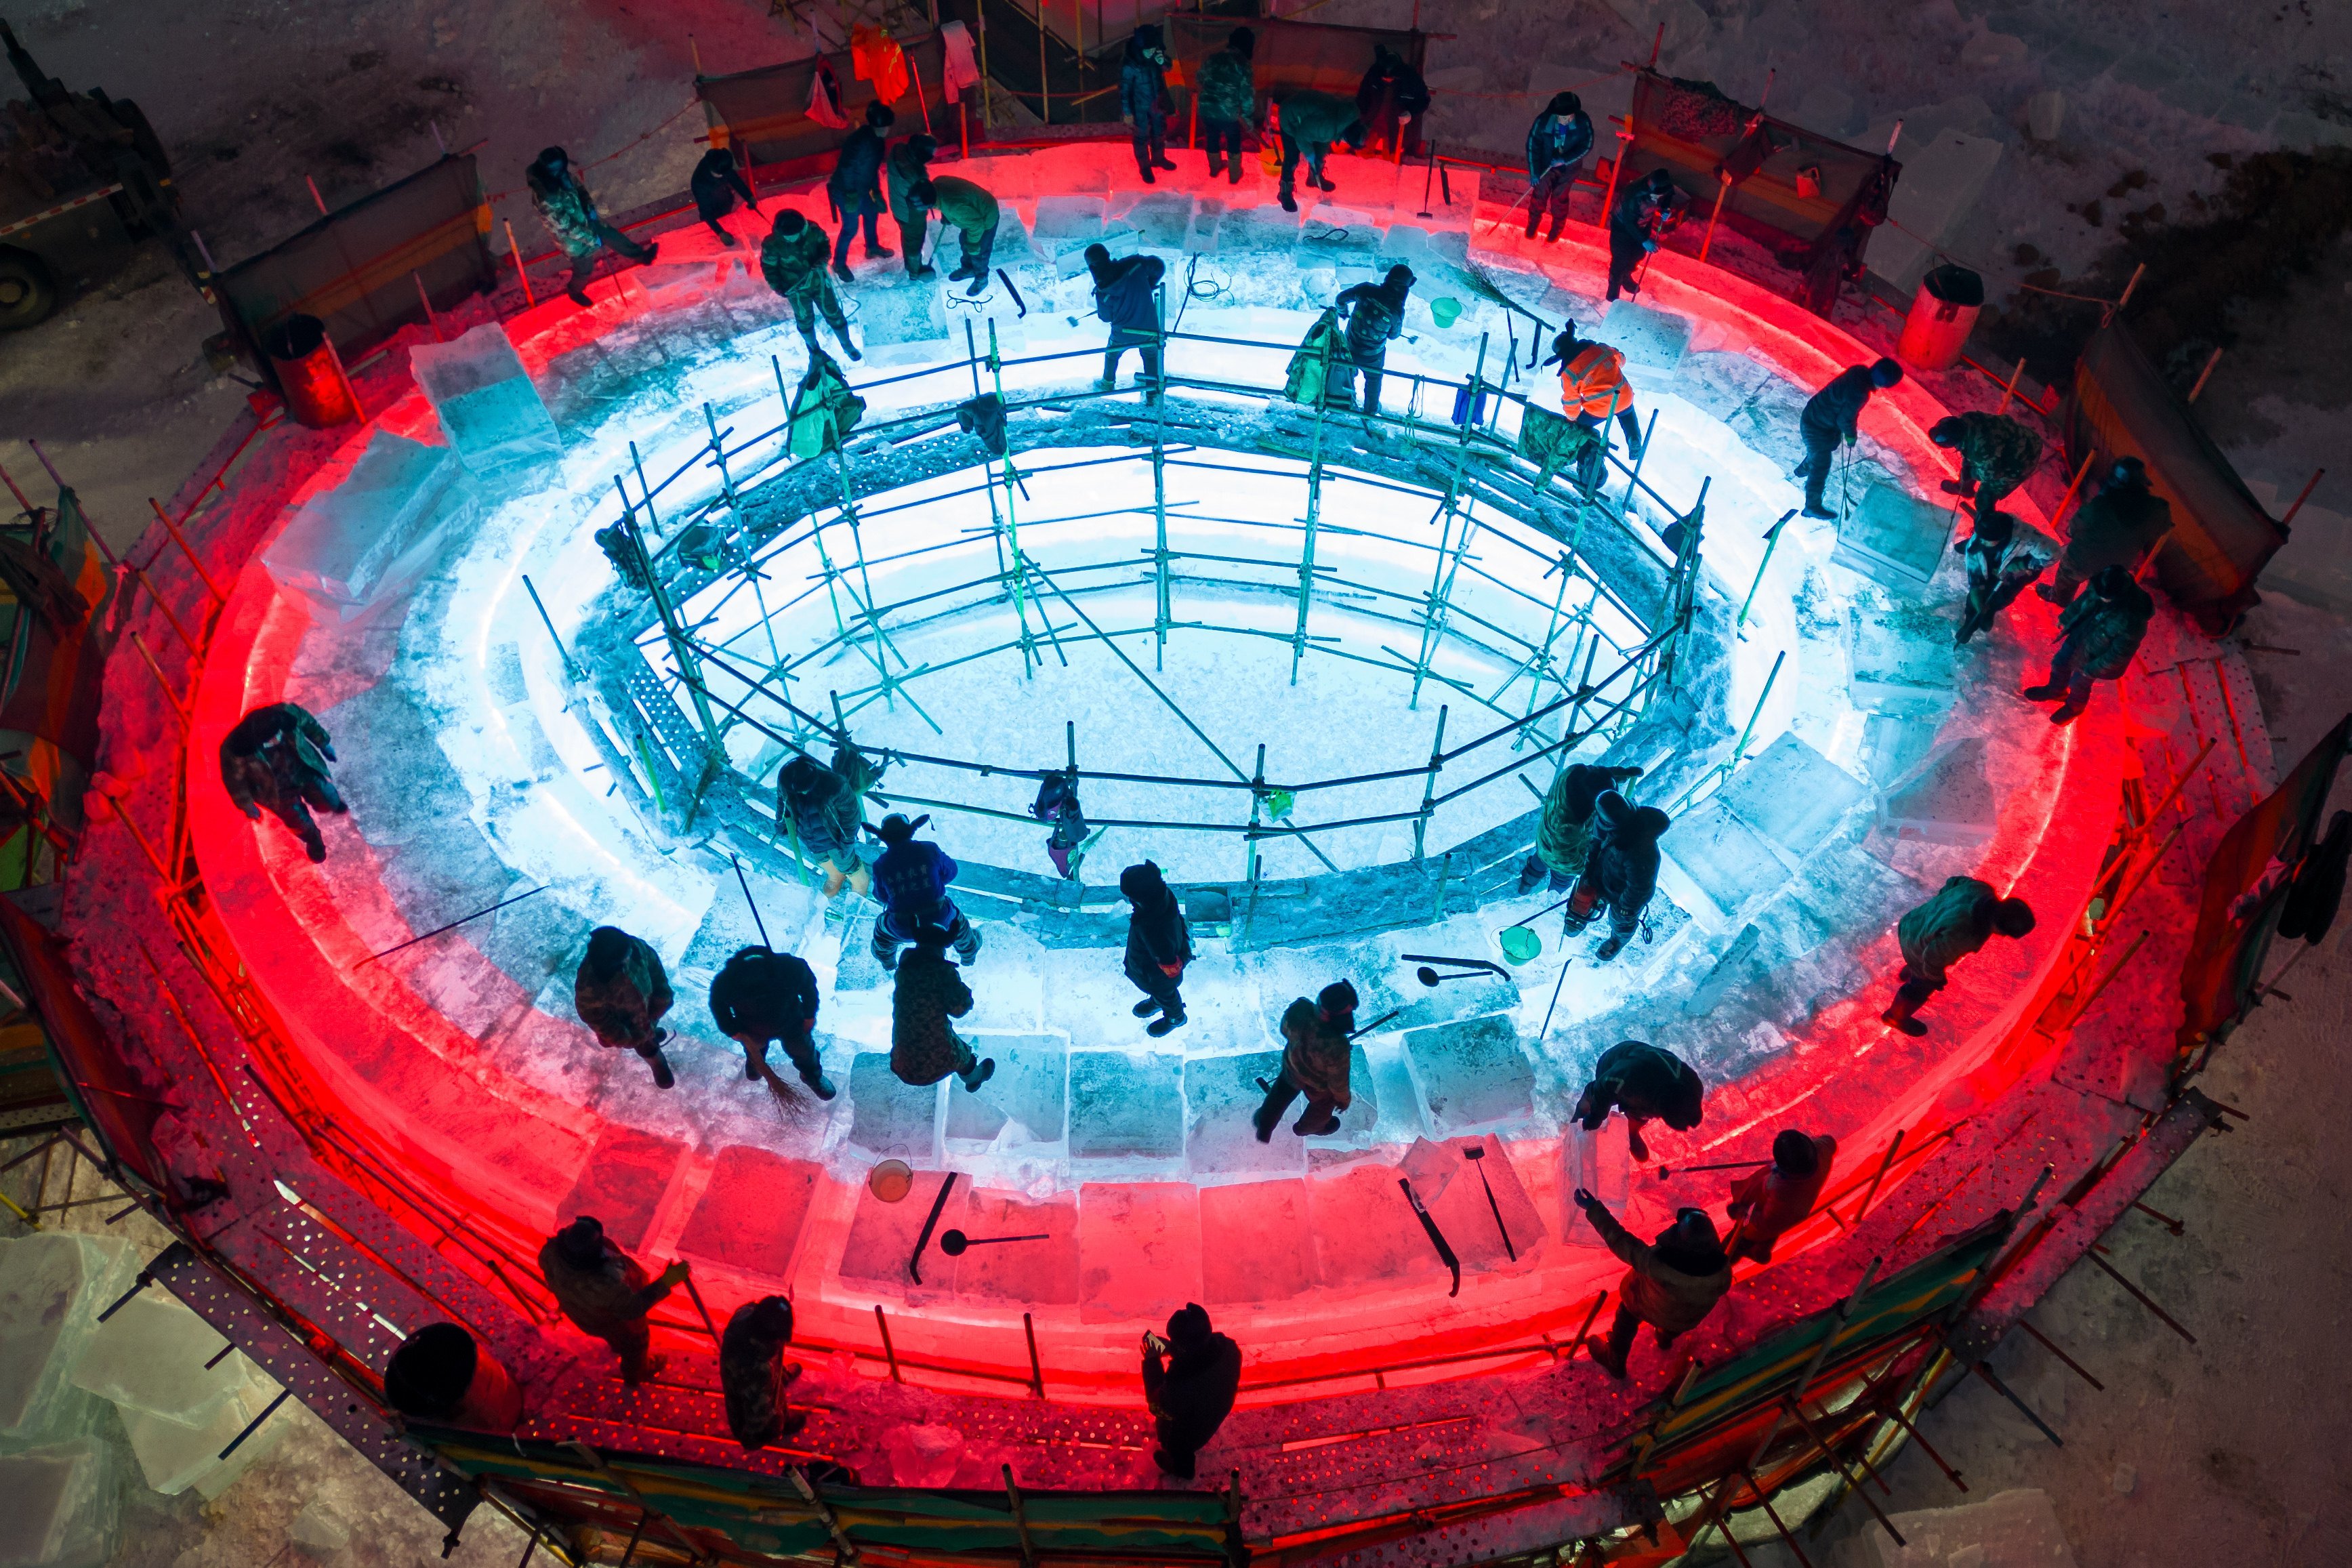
[1897, 264, 1984, 372]
[261, 313, 360, 428]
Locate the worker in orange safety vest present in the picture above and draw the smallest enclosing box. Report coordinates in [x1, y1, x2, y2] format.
[1546, 325, 1645, 495]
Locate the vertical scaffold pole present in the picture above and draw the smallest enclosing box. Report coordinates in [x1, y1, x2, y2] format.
[1152, 281, 1173, 671]
[1511, 554, 1575, 750]
[964, 320, 1017, 613]
[827, 442, 936, 733]
[615, 478, 723, 750]
[1409, 334, 1489, 709]
[706, 401, 785, 676]
[987, 317, 1041, 676]
[1657, 477, 1709, 694]
[777, 354, 851, 642]
[1290, 327, 1334, 685]
[1242, 743, 1267, 942]
[1412, 704, 1448, 862]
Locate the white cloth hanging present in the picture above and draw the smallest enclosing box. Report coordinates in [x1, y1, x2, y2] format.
[939, 20, 981, 100]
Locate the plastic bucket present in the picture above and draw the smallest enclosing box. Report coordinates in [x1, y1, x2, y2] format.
[261, 313, 360, 428]
[1897, 264, 1983, 372]
[1430, 297, 1462, 328]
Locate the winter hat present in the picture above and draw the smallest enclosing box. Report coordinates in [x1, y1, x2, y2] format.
[1653, 1208, 1727, 1275]
[1229, 26, 1255, 55]
[537, 146, 570, 170]
[2109, 455, 2148, 487]
[1119, 861, 1168, 903]
[384, 1323, 479, 1418]
[2091, 564, 2136, 598]
[774, 208, 808, 234]
[903, 133, 938, 161]
[746, 1295, 795, 1342]
[1084, 242, 1114, 283]
[1594, 789, 1632, 831]
[1383, 264, 1418, 293]
[911, 924, 955, 951]
[584, 926, 632, 976]
[878, 813, 917, 845]
[1545, 91, 1582, 117]
[1644, 168, 1676, 194]
[1165, 1302, 1213, 1347]
[864, 100, 895, 127]
[554, 1216, 606, 1268]
[1928, 415, 1965, 447]
[1546, 327, 1577, 367]
[1870, 356, 1905, 388]
[729, 945, 775, 968]
[1317, 979, 1359, 1018]
[1992, 897, 2037, 937]
[1771, 1130, 1820, 1176]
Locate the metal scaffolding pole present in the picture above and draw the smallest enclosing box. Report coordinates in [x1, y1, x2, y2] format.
[1151, 282, 1174, 672]
[615, 477, 722, 751]
[1412, 704, 1448, 862]
[705, 402, 789, 698]
[775, 354, 852, 643]
[1409, 335, 1488, 709]
[986, 318, 1046, 676]
[1290, 329, 1335, 686]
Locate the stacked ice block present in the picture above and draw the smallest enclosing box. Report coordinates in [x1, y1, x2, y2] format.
[409, 323, 564, 484]
[262, 428, 480, 619]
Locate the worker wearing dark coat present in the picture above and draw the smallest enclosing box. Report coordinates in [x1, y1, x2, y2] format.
[1354, 43, 1430, 157]
[1268, 89, 1361, 213]
[884, 134, 938, 278]
[1195, 28, 1258, 183]
[1725, 1131, 1836, 1263]
[1794, 358, 1903, 519]
[574, 926, 677, 1089]
[1524, 92, 1594, 241]
[710, 945, 833, 1099]
[1573, 1038, 1702, 1163]
[1606, 168, 1688, 302]
[825, 101, 896, 278]
[2023, 563, 2153, 724]
[527, 146, 657, 306]
[1931, 412, 2042, 528]
[220, 701, 347, 863]
[538, 1216, 687, 1383]
[777, 744, 882, 898]
[1120, 861, 1193, 1037]
[1142, 1303, 1241, 1479]
[1571, 1194, 1730, 1379]
[1254, 980, 1357, 1141]
[890, 926, 994, 1091]
[1882, 875, 2036, 1035]
[1952, 509, 2044, 646]
[871, 812, 982, 970]
[720, 1295, 807, 1449]
[1520, 762, 1645, 892]
[1334, 264, 1414, 416]
[1088, 245, 1166, 395]
[2040, 456, 2173, 606]
[1571, 791, 1669, 962]
[690, 146, 759, 247]
[761, 209, 860, 360]
[1120, 26, 1178, 182]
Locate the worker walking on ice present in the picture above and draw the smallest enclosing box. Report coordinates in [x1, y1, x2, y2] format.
[890, 925, 995, 1092]
[871, 812, 982, 970]
[1570, 789, 1670, 962]
[2021, 562, 2153, 725]
[1572, 1039, 1702, 1163]
[777, 743, 882, 900]
[1120, 861, 1191, 1037]
[574, 926, 678, 1089]
[1725, 1130, 1836, 1263]
[1254, 980, 1359, 1141]
[538, 1216, 688, 1384]
[2038, 455, 2172, 607]
[910, 174, 1000, 297]
[760, 209, 861, 361]
[1606, 168, 1687, 302]
[709, 944, 834, 1100]
[1880, 877, 2036, 1035]
[1570, 1190, 1731, 1380]
[1546, 325, 1645, 497]
[1519, 762, 1645, 893]
[1334, 264, 1415, 417]
[220, 701, 348, 864]
[527, 146, 657, 308]
[1930, 411, 2042, 529]
[1087, 243, 1166, 396]
[1794, 357, 1903, 520]
[825, 100, 896, 281]
[1523, 92, 1594, 242]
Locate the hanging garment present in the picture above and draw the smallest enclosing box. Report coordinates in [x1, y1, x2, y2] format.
[789, 351, 867, 457]
[851, 25, 911, 104]
[940, 21, 981, 100]
[806, 58, 849, 129]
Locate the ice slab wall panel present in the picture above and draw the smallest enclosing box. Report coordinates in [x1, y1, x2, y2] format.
[262, 430, 477, 617]
[409, 323, 562, 480]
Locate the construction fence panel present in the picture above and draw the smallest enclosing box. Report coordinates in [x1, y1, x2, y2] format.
[212, 154, 495, 374]
[697, 32, 957, 173]
[2065, 321, 2288, 632]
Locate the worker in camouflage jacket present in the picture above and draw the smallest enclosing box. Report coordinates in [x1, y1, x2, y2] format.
[1572, 1038, 1703, 1163]
[1725, 1130, 1836, 1263]
[1881, 875, 2036, 1035]
[760, 209, 860, 360]
[889, 925, 995, 1092]
[1951, 508, 2044, 646]
[1931, 412, 2042, 528]
[1571, 1193, 1730, 1379]
[220, 701, 347, 863]
[1195, 28, 1258, 183]
[912, 174, 1000, 296]
[538, 1216, 687, 1383]
[1253, 980, 1358, 1141]
[2023, 562, 2153, 724]
[777, 743, 882, 899]
[720, 1295, 807, 1449]
[1267, 88, 1360, 213]
[527, 146, 656, 306]
[574, 925, 678, 1089]
[884, 134, 938, 279]
[1334, 264, 1415, 416]
[1520, 762, 1645, 892]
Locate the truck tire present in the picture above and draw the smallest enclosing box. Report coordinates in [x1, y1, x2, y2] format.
[0, 247, 56, 329]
